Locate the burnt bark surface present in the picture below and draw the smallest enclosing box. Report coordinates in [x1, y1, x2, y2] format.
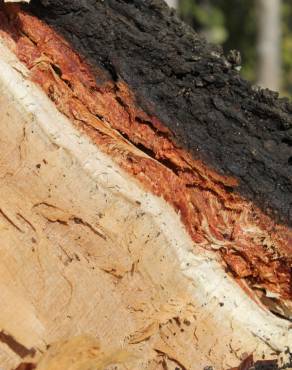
[25, 0, 292, 225]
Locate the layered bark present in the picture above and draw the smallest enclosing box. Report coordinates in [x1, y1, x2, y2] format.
[0, 1, 291, 369]
[25, 0, 292, 226]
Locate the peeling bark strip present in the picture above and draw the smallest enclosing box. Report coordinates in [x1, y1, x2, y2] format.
[0, 2, 291, 316]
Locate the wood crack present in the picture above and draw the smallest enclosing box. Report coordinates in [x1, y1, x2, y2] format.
[0, 208, 24, 233]
[0, 331, 35, 359]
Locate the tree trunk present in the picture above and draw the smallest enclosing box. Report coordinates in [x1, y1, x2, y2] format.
[165, 0, 178, 9]
[0, 1, 291, 369]
[257, 0, 282, 90]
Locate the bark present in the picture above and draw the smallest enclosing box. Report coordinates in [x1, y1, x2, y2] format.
[0, 1, 291, 369]
[25, 0, 292, 227]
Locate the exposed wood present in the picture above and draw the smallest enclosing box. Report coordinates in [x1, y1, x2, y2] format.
[3, 1, 30, 3]
[0, 1, 291, 369]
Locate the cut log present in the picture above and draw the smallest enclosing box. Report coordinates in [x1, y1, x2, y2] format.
[0, 1, 291, 369]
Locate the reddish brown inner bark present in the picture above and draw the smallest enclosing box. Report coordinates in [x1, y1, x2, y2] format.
[0, 5, 291, 304]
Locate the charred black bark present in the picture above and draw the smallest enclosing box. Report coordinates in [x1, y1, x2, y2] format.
[25, 0, 292, 225]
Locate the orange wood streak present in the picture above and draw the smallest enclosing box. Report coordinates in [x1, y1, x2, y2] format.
[0, 4, 291, 302]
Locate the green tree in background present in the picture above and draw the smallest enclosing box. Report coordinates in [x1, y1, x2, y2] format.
[282, 0, 292, 96]
[179, 0, 228, 44]
[178, 0, 292, 96]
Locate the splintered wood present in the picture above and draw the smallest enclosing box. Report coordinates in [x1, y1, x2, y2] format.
[0, 1, 290, 370]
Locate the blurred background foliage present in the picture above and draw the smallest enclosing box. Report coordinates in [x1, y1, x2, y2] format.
[282, 1, 292, 96]
[171, 0, 292, 97]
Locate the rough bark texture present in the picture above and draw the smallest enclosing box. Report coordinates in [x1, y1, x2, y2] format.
[26, 0, 292, 227]
[0, 1, 291, 369]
